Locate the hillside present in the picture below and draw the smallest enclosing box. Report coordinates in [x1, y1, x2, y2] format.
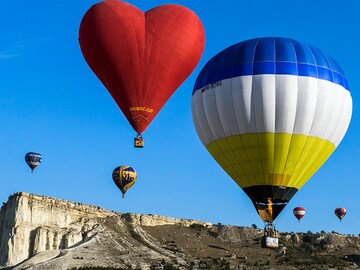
[0, 192, 360, 270]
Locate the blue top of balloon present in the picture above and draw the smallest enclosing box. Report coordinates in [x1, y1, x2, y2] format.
[25, 152, 42, 159]
[193, 37, 349, 94]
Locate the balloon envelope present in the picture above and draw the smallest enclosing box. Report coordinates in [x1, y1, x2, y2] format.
[192, 37, 352, 222]
[112, 166, 137, 197]
[335, 207, 346, 221]
[293, 207, 306, 221]
[79, 0, 205, 135]
[25, 152, 42, 172]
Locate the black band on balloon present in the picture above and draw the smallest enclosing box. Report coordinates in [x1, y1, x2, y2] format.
[242, 185, 298, 222]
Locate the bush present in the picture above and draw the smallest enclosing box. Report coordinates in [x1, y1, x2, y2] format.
[190, 223, 205, 231]
[208, 230, 219, 238]
[69, 267, 129, 270]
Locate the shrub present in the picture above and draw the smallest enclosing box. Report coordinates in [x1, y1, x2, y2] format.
[69, 267, 129, 270]
[190, 223, 205, 231]
[208, 230, 219, 238]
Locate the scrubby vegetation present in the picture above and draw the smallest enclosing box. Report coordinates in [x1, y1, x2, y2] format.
[69, 267, 130, 270]
[66, 225, 360, 270]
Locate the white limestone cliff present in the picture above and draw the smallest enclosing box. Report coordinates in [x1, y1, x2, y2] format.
[0, 192, 116, 266]
[0, 192, 212, 267]
[121, 213, 212, 228]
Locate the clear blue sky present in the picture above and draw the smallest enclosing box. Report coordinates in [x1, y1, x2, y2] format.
[0, 0, 359, 235]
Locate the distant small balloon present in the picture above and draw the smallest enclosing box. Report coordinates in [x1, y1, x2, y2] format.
[293, 207, 306, 222]
[25, 152, 42, 173]
[335, 207, 346, 222]
[112, 166, 137, 198]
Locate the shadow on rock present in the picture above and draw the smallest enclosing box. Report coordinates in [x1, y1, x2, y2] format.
[343, 254, 360, 266]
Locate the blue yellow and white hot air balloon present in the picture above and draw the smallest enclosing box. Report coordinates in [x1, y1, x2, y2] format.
[192, 37, 352, 223]
[112, 165, 137, 198]
[25, 152, 43, 173]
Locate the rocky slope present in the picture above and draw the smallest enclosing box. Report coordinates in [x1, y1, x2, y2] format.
[0, 192, 360, 270]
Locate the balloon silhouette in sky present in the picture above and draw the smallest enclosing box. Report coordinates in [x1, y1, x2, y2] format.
[79, 0, 205, 142]
[335, 207, 346, 222]
[25, 152, 42, 173]
[293, 207, 306, 222]
[112, 165, 137, 198]
[192, 37, 352, 223]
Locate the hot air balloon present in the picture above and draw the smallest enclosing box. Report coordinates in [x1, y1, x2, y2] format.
[79, 0, 205, 147]
[335, 207, 346, 222]
[293, 207, 306, 222]
[192, 37, 352, 230]
[25, 152, 42, 173]
[112, 165, 137, 198]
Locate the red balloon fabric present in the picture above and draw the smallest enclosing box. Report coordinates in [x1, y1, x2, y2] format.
[293, 207, 306, 221]
[79, 0, 205, 134]
[335, 207, 346, 221]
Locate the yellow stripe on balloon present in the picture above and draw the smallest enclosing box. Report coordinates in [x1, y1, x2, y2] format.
[123, 181, 135, 191]
[207, 133, 335, 189]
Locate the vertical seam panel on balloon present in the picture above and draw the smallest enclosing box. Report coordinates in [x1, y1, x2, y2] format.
[249, 39, 262, 187]
[333, 92, 352, 146]
[200, 83, 215, 143]
[321, 53, 350, 146]
[272, 37, 287, 201]
[194, 65, 213, 145]
[111, 4, 140, 111]
[291, 45, 319, 188]
[229, 61, 250, 187]
[279, 39, 299, 198]
[143, 11, 157, 109]
[137, 10, 145, 117]
[214, 77, 239, 183]
[308, 45, 320, 137]
[330, 88, 347, 146]
[270, 40, 278, 191]
[300, 79, 334, 184]
[191, 97, 205, 146]
[323, 83, 341, 142]
[299, 142, 334, 185]
[201, 86, 220, 160]
[130, 13, 143, 127]
[270, 38, 278, 191]
[229, 44, 252, 187]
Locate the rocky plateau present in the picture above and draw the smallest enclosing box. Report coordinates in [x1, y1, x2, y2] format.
[1, 192, 360, 270]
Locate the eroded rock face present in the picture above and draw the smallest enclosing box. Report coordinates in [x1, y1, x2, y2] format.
[121, 213, 212, 228]
[3, 192, 360, 270]
[0, 192, 115, 266]
[216, 225, 263, 243]
[0, 192, 213, 268]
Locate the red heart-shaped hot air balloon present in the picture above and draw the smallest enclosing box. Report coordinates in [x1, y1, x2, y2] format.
[79, 0, 205, 142]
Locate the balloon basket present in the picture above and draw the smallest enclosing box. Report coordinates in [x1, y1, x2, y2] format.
[261, 235, 279, 249]
[134, 135, 144, 148]
[261, 223, 279, 249]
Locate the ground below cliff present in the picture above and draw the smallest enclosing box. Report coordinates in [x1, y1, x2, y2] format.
[3, 216, 360, 270]
[1, 193, 360, 270]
